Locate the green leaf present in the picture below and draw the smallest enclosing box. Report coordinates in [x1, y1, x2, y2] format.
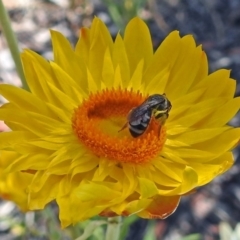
[75, 220, 107, 240]
[181, 233, 201, 240]
[143, 220, 156, 240]
[120, 216, 138, 240]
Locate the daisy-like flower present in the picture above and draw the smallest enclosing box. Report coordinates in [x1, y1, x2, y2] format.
[0, 17, 239, 228]
[0, 151, 32, 211]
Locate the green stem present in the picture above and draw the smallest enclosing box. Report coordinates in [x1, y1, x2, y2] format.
[105, 216, 122, 240]
[0, 0, 29, 91]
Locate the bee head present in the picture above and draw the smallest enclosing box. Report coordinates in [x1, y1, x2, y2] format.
[147, 94, 171, 112]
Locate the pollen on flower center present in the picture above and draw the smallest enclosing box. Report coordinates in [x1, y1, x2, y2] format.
[72, 89, 167, 163]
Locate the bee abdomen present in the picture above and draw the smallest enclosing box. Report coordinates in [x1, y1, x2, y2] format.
[128, 113, 151, 137]
[129, 125, 145, 137]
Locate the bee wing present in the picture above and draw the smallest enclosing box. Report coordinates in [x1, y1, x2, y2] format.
[128, 106, 152, 126]
[127, 105, 150, 121]
[128, 107, 152, 137]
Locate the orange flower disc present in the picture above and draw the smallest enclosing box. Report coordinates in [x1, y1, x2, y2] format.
[72, 89, 166, 163]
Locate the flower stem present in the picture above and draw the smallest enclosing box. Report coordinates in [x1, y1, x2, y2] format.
[0, 0, 29, 91]
[105, 216, 122, 240]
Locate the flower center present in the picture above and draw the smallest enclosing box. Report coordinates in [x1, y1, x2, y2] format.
[72, 89, 166, 164]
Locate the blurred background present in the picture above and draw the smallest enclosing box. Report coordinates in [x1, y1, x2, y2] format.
[0, 0, 240, 239]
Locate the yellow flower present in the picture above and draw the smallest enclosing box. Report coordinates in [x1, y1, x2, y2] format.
[0, 151, 32, 211]
[0, 17, 239, 227]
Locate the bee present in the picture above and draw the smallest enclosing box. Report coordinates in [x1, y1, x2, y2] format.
[119, 94, 172, 138]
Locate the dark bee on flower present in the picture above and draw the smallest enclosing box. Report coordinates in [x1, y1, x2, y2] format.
[120, 94, 172, 137]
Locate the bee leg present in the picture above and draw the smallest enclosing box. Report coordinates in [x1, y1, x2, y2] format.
[118, 122, 128, 133]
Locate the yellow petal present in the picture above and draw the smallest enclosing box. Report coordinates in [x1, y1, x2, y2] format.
[0, 131, 35, 149]
[165, 40, 203, 99]
[124, 17, 153, 77]
[0, 84, 59, 120]
[192, 128, 240, 155]
[112, 33, 130, 87]
[203, 97, 240, 127]
[144, 68, 170, 95]
[190, 152, 234, 185]
[113, 65, 123, 89]
[87, 68, 98, 93]
[138, 177, 159, 198]
[50, 62, 87, 101]
[29, 175, 63, 209]
[124, 199, 152, 216]
[102, 48, 115, 88]
[75, 27, 90, 61]
[51, 30, 88, 93]
[21, 50, 54, 99]
[128, 59, 144, 90]
[169, 127, 230, 145]
[0, 107, 65, 137]
[143, 31, 181, 85]
[76, 181, 121, 201]
[87, 18, 113, 89]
